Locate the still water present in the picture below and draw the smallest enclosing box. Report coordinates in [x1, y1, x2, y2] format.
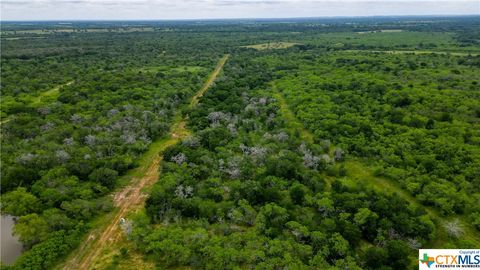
[1, 215, 23, 265]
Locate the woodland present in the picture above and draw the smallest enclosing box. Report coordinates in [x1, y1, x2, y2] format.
[1, 16, 479, 269]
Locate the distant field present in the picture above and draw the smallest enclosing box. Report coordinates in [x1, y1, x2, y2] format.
[242, 42, 300, 50]
[304, 31, 475, 50]
[357, 29, 404, 34]
[2, 36, 46, 40]
[1, 27, 155, 35]
[343, 49, 480, 56]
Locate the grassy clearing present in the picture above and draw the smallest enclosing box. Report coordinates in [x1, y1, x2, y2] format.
[190, 54, 229, 107]
[340, 159, 480, 250]
[30, 81, 74, 106]
[242, 42, 300, 50]
[270, 84, 313, 144]
[270, 82, 480, 251]
[0, 118, 11, 126]
[0, 81, 74, 126]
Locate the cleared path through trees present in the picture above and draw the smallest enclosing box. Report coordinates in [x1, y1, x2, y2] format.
[59, 55, 229, 270]
[0, 80, 74, 126]
[270, 82, 480, 249]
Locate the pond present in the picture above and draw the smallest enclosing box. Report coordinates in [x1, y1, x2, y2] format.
[1, 215, 23, 265]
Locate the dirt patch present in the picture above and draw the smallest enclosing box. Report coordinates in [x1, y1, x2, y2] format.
[60, 55, 229, 270]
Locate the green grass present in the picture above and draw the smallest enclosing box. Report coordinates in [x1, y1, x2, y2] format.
[30, 81, 73, 106]
[271, 84, 313, 144]
[190, 55, 229, 107]
[341, 159, 480, 251]
[0, 81, 73, 125]
[270, 81, 480, 251]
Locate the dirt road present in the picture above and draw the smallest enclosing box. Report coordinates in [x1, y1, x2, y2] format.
[60, 55, 229, 270]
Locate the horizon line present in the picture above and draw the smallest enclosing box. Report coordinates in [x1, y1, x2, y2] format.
[1, 14, 479, 23]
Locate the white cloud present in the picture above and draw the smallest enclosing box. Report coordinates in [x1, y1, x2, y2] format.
[1, 0, 478, 20]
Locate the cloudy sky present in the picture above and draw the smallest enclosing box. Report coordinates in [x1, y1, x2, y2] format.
[1, 0, 479, 21]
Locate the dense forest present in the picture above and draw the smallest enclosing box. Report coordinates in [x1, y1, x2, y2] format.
[1, 16, 479, 269]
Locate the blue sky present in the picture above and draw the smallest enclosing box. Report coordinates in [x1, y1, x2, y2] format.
[1, 0, 479, 21]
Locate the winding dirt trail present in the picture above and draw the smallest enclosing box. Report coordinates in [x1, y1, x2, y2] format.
[60, 55, 229, 270]
[270, 82, 480, 248]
